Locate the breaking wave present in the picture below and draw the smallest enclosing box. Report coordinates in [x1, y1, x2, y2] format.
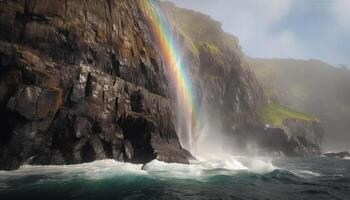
[1, 157, 349, 200]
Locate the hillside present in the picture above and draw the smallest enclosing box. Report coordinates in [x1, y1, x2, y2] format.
[0, 0, 326, 170]
[162, 2, 323, 156]
[249, 58, 350, 151]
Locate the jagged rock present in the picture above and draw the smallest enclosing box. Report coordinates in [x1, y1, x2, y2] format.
[0, 0, 322, 170]
[7, 85, 62, 120]
[50, 150, 66, 165]
[86, 135, 106, 160]
[74, 117, 92, 139]
[324, 151, 350, 158]
[130, 89, 146, 113]
[0, 0, 192, 170]
[162, 2, 322, 156]
[7, 86, 42, 119]
[236, 123, 322, 157]
[121, 112, 190, 164]
[121, 113, 157, 163]
[123, 140, 134, 161]
[71, 138, 88, 164]
[283, 119, 323, 148]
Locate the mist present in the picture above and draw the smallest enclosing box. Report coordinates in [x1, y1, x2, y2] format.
[168, 0, 350, 68]
[169, 0, 350, 152]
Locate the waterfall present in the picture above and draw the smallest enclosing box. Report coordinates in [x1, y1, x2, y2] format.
[142, 0, 201, 152]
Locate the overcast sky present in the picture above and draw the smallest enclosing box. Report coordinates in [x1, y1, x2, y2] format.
[169, 0, 350, 68]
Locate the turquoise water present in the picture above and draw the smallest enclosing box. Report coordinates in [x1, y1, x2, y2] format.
[0, 157, 349, 200]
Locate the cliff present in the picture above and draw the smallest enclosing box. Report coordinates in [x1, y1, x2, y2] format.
[0, 0, 193, 170]
[249, 58, 349, 151]
[161, 2, 322, 156]
[0, 0, 323, 170]
[160, 2, 265, 151]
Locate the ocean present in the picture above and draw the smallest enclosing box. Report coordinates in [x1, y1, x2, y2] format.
[0, 156, 349, 200]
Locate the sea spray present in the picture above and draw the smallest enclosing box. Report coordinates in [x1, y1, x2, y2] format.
[141, 0, 202, 152]
[141, 0, 233, 158]
[3, 158, 348, 200]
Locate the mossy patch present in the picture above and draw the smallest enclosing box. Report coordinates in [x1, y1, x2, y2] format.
[259, 103, 319, 127]
[161, 1, 239, 52]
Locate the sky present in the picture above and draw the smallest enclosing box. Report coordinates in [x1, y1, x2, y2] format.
[169, 0, 350, 68]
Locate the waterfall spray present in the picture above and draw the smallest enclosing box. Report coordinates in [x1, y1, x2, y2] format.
[141, 0, 202, 152]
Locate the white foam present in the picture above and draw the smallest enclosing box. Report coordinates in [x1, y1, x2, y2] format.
[0, 156, 280, 182]
[0, 160, 145, 181]
[237, 157, 277, 173]
[294, 170, 321, 177]
[142, 160, 204, 178]
[142, 156, 277, 179]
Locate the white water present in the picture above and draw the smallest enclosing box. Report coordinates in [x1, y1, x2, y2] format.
[293, 170, 321, 178]
[0, 156, 280, 181]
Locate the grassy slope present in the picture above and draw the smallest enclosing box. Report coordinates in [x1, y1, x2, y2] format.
[249, 58, 350, 150]
[161, 2, 239, 57]
[260, 103, 319, 127]
[162, 2, 319, 129]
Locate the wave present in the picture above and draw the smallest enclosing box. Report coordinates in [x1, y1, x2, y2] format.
[0, 156, 323, 187]
[0, 160, 145, 182]
[0, 156, 279, 181]
[1, 157, 347, 200]
[293, 170, 321, 178]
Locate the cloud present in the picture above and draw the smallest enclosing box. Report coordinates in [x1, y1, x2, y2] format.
[251, 31, 306, 59]
[169, 0, 295, 57]
[169, 0, 349, 66]
[331, 0, 350, 32]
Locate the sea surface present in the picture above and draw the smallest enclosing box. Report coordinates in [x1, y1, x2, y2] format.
[0, 156, 349, 200]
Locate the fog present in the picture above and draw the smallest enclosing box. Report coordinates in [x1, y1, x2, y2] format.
[168, 0, 350, 152]
[168, 0, 350, 68]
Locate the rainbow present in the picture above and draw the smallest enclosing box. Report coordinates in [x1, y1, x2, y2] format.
[141, 0, 201, 148]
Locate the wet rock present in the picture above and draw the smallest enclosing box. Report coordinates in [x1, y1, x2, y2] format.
[50, 150, 66, 165]
[7, 86, 62, 120]
[123, 140, 134, 161]
[237, 123, 322, 157]
[283, 119, 323, 149]
[121, 113, 157, 163]
[7, 86, 42, 119]
[87, 135, 106, 161]
[324, 151, 350, 158]
[74, 117, 92, 139]
[130, 89, 145, 113]
[0, 0, 192, 170]
[71, 139, 88, 164]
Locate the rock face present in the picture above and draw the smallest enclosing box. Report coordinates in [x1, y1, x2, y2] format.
[161, 2, 323, 156]
[324, 151, 350, 158]
[0, 0, 190, 170]
[248, 58, 350, 151]
[244, 121, 323, 157]
[161, 2, 265, 150]
[0, 0, 323, 170]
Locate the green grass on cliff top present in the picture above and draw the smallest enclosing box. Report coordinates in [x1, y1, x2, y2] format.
[260, 103, 319, 127]
[161, 1, 238, 56]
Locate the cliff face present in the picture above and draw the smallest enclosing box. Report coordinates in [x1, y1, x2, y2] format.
[0, 0, 323, 170]
[161, 2, 265, 150]
[0, 0, 192, 170]
[161, 2, 323, 156]
[248, 58, 350, 151]
[283, 119, 323, 156]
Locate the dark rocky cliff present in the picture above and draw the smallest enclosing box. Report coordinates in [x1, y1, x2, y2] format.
[0, 0, 192, 170]
[161, 2, 323, 156]
[161, 2, 264, 144]
[249, 58, 350, 151]
[0, 0, 322, 170]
